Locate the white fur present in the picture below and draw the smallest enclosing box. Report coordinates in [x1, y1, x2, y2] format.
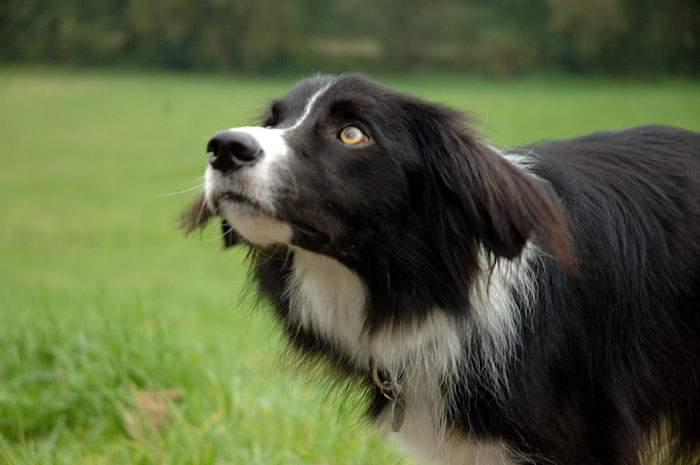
[390, 417, 518, 465]
[287, 249, 367, 359]
[220, 202, 293, 247]
[492, 143, 544, 180]
[465, 244, 540, 393]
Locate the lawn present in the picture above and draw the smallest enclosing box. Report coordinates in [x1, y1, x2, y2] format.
[1, 67, 699, 465]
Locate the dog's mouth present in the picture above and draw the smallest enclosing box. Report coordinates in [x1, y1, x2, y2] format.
[212, 191, 331, 246]
[214, 191, 270, 216]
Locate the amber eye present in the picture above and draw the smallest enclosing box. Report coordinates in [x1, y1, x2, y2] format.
[339, 125, 368, 145]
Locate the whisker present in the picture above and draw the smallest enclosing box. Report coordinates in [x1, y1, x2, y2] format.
[157, 183, 204, 197]
[198, 228, 231, 244]
[157, 176, 205, 197]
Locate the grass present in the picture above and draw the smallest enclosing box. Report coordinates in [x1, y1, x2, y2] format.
[1, 66, 699, 465]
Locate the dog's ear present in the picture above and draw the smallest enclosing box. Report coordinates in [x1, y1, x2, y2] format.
[414, 105, 573, 271]
[179, 192, 240, 249]
[460, 143, 572, 268]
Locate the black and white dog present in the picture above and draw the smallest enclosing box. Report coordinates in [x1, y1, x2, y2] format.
[183, 74, 700, 465]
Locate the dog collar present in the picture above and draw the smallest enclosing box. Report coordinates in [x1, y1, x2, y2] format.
[370, 357, 405, 432]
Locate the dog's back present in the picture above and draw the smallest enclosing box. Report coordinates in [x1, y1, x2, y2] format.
[504, 125, 700, 462]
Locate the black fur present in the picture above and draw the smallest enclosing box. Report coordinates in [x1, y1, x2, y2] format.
[450, 126, 700, 464]
[184, 75, 700, 465]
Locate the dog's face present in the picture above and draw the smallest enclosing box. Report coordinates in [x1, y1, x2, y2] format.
[203, 75, 427, 257]
[186, 74, 570, 292]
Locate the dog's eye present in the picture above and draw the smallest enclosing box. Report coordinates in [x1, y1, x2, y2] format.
[339, 126, 368, 145]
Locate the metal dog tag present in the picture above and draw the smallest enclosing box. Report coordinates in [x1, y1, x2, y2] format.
[390, 398, 405, 432]
[370, 358, 405, 433]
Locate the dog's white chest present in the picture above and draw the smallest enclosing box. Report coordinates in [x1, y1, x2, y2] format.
[287, 249, 518, 465]
[377, 372, 517, 465]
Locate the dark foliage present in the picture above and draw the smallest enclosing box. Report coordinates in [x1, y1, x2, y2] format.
[1, 0, 698, 75]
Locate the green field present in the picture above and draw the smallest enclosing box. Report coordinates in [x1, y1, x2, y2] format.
[1, 67, 699, 465]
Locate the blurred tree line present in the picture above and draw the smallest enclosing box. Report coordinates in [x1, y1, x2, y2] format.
[1, 0, 698, 76]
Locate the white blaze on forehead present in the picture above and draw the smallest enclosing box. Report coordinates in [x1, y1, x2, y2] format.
[220, 78, 335, 157]
[288, 80, 335, 130]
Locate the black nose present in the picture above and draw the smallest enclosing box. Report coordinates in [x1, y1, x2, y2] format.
[207, 130, 262, 172]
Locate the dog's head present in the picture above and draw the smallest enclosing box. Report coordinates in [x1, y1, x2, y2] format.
[183, 74, 571, 310]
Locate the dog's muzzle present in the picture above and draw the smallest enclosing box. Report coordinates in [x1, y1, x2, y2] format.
[207, 130, 262, 173]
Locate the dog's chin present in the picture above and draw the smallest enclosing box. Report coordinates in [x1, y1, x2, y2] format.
[217, 200, 293, 248]
[210, 192, 336, 253]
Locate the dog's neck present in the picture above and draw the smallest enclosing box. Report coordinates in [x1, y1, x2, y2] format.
[287, 248, 464, 374]
[286, 245, 537, 386]
[284, 245, 534, 462]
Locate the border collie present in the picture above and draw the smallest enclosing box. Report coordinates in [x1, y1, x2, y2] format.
[182, 74, 700, 465]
